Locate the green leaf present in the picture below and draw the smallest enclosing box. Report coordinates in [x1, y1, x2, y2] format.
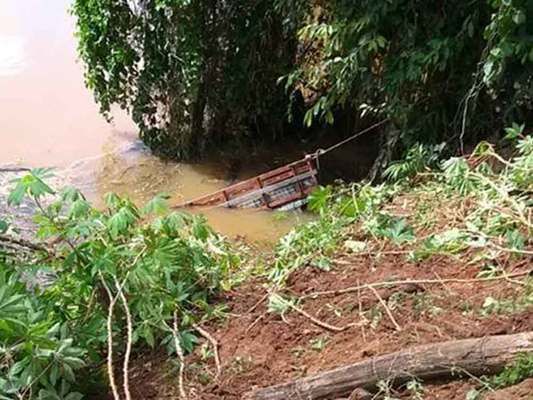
[311, 256, 331, 271]
[307, 186, 331, 214]
[107, 206, 138, 237]
[325, 110, 334, 124]
[8, 182, 26, 206]
[49, 364, 60, 386]
[9, 359, 29, 376]
[60, 187, 84, 202]
[144, 324, 155, 347]
[38, 389, 60, 400]
[504, 123, 524, 140]
[68, 199, 91, 218]
[267, 293, 293, 315]
[142, 193, 170, 216]
[62, 363, 75, 382]
[466, 389, 481, 400]
[303, 110, 313, 127]
[512, 10, 526, 25]
[63, 357, 85, 369]
[0, 219, 8, 234]
[7, 170, 55, 206]
[506, 229, 525, 250]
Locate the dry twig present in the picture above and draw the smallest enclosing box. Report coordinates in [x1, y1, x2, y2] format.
[173, 311, 187, 399]
[287, 302, 358, 333]
[246, 313, 266, 334]
[301, 269, 532, 299]
[366, 285, 401, 331]
[247, 291, 270, 314]
[193, 323, 221, 377]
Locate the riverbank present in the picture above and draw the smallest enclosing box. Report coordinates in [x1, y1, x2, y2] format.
[120, 138, 533, 399]
[1, 137, 531, 399]
[0, 137, 313, 245]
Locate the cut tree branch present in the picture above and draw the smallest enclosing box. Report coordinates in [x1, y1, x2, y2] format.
[245, 331, 533, 400]
[173, 311, 187, 399]
[0, 234, 50, 254]
[100, 275, 121, 400]
[115, 278, 132, 400]
[193, 323, 221, 377]
[301, 269, 532, 299]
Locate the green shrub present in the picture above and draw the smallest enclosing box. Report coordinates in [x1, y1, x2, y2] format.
[1, 172, 238, 397]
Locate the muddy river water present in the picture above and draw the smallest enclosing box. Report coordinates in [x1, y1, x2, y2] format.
[0, 0, 310, 243]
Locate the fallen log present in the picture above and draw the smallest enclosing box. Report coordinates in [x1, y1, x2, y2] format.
[245, 331, 533, 400]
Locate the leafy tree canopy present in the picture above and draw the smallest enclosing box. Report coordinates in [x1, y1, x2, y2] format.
[73, 0, 297, 159]
[279, 0, 533, 146]
[73, 0, 533, 163]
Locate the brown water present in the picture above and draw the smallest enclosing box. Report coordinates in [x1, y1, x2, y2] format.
[0, 0, 309, 243]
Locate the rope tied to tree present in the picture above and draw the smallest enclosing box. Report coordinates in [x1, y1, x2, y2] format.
[307, 119, 389, 162]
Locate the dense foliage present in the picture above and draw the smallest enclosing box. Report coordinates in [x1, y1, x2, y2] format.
[72, 0, 297, 159]
[272, 131, 532, 284]
[73, 0, 533, 166]
[0, 174, 237, 398]
[279, 0, 533, 172]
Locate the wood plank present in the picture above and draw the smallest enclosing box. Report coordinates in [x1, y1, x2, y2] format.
[224, 171, 316, 208]
[267, 192, 306, 209]
[178, 157, 318, 209]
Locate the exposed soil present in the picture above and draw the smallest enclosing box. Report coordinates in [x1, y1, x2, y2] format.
[122, 247, 532, 399]
[117, 188, 533, 399]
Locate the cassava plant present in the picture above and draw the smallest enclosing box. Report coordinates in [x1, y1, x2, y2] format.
[272, 128, 531, 283]
[1, 171, 238, 398]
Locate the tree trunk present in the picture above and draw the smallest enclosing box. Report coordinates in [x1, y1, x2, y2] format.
[368, 124, 400, 182]
[245, 332, 533, 400]
[191, 73, 207, 151]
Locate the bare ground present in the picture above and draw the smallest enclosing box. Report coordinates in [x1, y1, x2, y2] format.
[111, 189, 533, 399]
[120, 248, 531, 399]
